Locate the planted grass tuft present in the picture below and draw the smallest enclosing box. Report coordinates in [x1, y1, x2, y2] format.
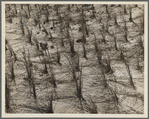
[21, 47, 37, 99]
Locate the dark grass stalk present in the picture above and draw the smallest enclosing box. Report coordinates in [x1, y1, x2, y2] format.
[48, 29, 53, 40]
[34, 18, 38, 27]
[123, 20, 129, 42]
[56, 7, 59, 16]
[124, 60, 136, 89]
[70, 52, 80, 72]
[123, 5, 127, 14]
[129, 8, 133, 22]
[32, 78, 37, 99]
[19, 5, 25, 35]
[65, 19, 70, 33]
[49, 67, 57, 88]
[46, 50, 57, 88]
[106, 7, 111, 20]
[85, 23, 89, 37]
[114, 14, 119, 27]
[27, 28, 33, 45]
[52, 16, 55, 28]
[140, 15, 144, 35]
[82, 32, 86, 44]
[93, 33, 100, 52]
[67, 4, 71, 11]
[124, 19, 128, 31]
[129, 8, 138, 26]
[59, 29, 65, 46]
[7, 60, 15, 83]
[59, 19, 64, 47]
[27, 50, 37, 99]
[56, 44, 61, 66]
[39, 23, 42, 30]
[102, 34, 107, 44]
[42, 22, 52, 40]
[53, 5, 59, 16]
[5, 40, 8, 51]
[58, 14, 63, 24]
[75, 67, 85, 101]
[136, 55, 141, 70]
[43, 61, 48, 74]
[46, 93, 53, 113]
[76, 5, 80, 13]
[82, 42, 87, 59]
[113, 35, 119, 51]
[60, 37, 64, 47]
[22, 48, 32, 79]
[34, 5, 41, 28]
[41, 23, 49, 36]
[105, 5, 108, 14]
[81, 7, 89, 37]
[76, 72, 82, 99]
[97, 54, 102, 65]
[107, 84, 119, 112]
[14, 4, 17, 15]
[34, 38, 39, 51]
[67, 19, 75, 54]
[5, 76, 12, 113]
[20, 15, 25, 35]
[82, 33, 87, 59]
[113, 76, 119, 113]
[75, 54, 80, 71]
[70, 39, 75, 55]
[100, 62, 108, 88]
[79, 26, 82, 32]
[13, 51, 17, 63]
[139, 36, 144, 54]
[45, 4, 49, 23]
[65, 20, 70, 39]
[72, 68, 77, 82]
[27, 4, 30, 18]
[25, 49, 32, 80]
[21, 4, 23, 10]
[124, 31, 129, 42]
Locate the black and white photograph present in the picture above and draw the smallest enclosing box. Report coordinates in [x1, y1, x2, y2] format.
[2, 1, 148, 118]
